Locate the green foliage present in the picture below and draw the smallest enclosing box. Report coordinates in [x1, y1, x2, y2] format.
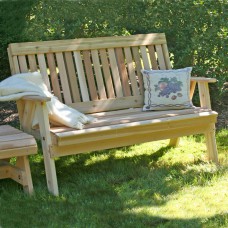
[0, 0, 227, 97]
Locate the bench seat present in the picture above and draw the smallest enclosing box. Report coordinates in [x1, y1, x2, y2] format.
[49, 108, 217, 157]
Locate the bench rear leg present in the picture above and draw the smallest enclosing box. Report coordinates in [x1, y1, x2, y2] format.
[205, 124, 219, 164]
[169, 138, 180, 147]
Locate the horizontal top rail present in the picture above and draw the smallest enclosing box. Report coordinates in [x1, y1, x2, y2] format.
[9, 33, 166, 55]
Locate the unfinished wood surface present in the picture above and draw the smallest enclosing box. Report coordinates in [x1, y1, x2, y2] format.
[46, 53, 62, 101]
[71, 95, 144, 113]
[18, 55, 28, 73]
[37, 54, 51, 91]
[147, 45, 159, 70]
[74, 51, 90, 101]
[64, 52, 81, 102]
[28, 54, 37, 71]
[162, 44, 172, 69]
[36, 102, 59, 196]
[155, 44, 166, 70]
[198, 81, 212, 109]
[99, 49, 115, 98]
[56, 52, 72, 104]
[115, 48, 131, 96]
[91, 49, 107, 99]
[140, 46, 151, 70]
[82, 50, 98, 100]
[21, 100, 36, 133]
[132, 46, 144, 94]
[124, 47, 139, 96]
[9, 33, 167, 55]
[108, 48, 123, 97]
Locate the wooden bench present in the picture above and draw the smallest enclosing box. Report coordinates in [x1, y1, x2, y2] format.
[0, 125, 37, 194]
[7, 33, 218, 195]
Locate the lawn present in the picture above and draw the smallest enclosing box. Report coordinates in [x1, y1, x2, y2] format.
[0, 129, 227, 228]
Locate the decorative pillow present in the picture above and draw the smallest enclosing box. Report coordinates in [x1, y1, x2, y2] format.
[141, 67, 194, 111]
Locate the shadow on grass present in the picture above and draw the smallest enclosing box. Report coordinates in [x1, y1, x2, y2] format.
[1, 140, 227, 227]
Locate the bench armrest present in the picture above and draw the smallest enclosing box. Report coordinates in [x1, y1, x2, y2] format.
[190, 77, 216, 109]
[17, 96, 51, 138]
[191, 77, 217, 83]
[21, 95, 51, 102]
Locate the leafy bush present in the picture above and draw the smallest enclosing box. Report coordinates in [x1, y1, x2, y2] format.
[0, 0, 227, 102]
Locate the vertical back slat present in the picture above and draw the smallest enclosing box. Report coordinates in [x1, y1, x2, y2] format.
[162, 44, 172, 69]
[91, 50, 107, 99]
[56, 52, 72, 104]
[64, 52, 81, 102]
[7, 48, 16, 74]
[82, 50, 98, 101]
[132, 47, 144, 94]
[74, 51, 90, 101]
[46, 53, 62, 101]
[108, 48, 123, 97]
[148, 45, 159, 70]
[140, 46, 150, 70]
[12, 56, 20, 74]
[155, 45, 166, 70]
[18, 55, 28, 73]
[99, 49, 115, 98]
[28, 55, 37, 72]
[124, 47, 139, 96]
[115, 48, 131, 96]
[37, 54, 51, 91]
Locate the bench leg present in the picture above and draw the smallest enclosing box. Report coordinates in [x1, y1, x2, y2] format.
[169, 138, 180, 147]
[205, 124, 219, 164]
[37, 101, 59, 195]
[42, 146, 59, 196]
[16, 156, 34, 194]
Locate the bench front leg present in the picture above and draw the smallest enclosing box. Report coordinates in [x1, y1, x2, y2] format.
[205, 123, 219, 164]
[36, 101, 59, 196]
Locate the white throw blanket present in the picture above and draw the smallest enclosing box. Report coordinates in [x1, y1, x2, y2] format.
[0, 72, 93, 129]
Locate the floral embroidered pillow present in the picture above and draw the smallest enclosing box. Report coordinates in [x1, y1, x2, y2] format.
[141, 67, 194, 111]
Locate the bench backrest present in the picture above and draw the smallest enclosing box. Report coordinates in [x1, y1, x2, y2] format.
[8, 33, 171, 113]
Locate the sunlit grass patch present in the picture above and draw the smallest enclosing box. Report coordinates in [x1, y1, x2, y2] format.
[0, 129, 227, 227]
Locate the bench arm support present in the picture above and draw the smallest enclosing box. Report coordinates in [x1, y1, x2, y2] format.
[190, 77, 216, 109]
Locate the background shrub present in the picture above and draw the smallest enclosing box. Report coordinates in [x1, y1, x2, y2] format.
[0, 0, 227, 106]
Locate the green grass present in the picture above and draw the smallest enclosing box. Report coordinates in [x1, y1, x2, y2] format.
[0, 129, 227, 228]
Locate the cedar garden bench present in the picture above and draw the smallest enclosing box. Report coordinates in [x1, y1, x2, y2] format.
[7, 33, 218, 195]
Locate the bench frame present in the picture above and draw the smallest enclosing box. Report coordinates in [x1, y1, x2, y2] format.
[7, 33, 218, 195]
